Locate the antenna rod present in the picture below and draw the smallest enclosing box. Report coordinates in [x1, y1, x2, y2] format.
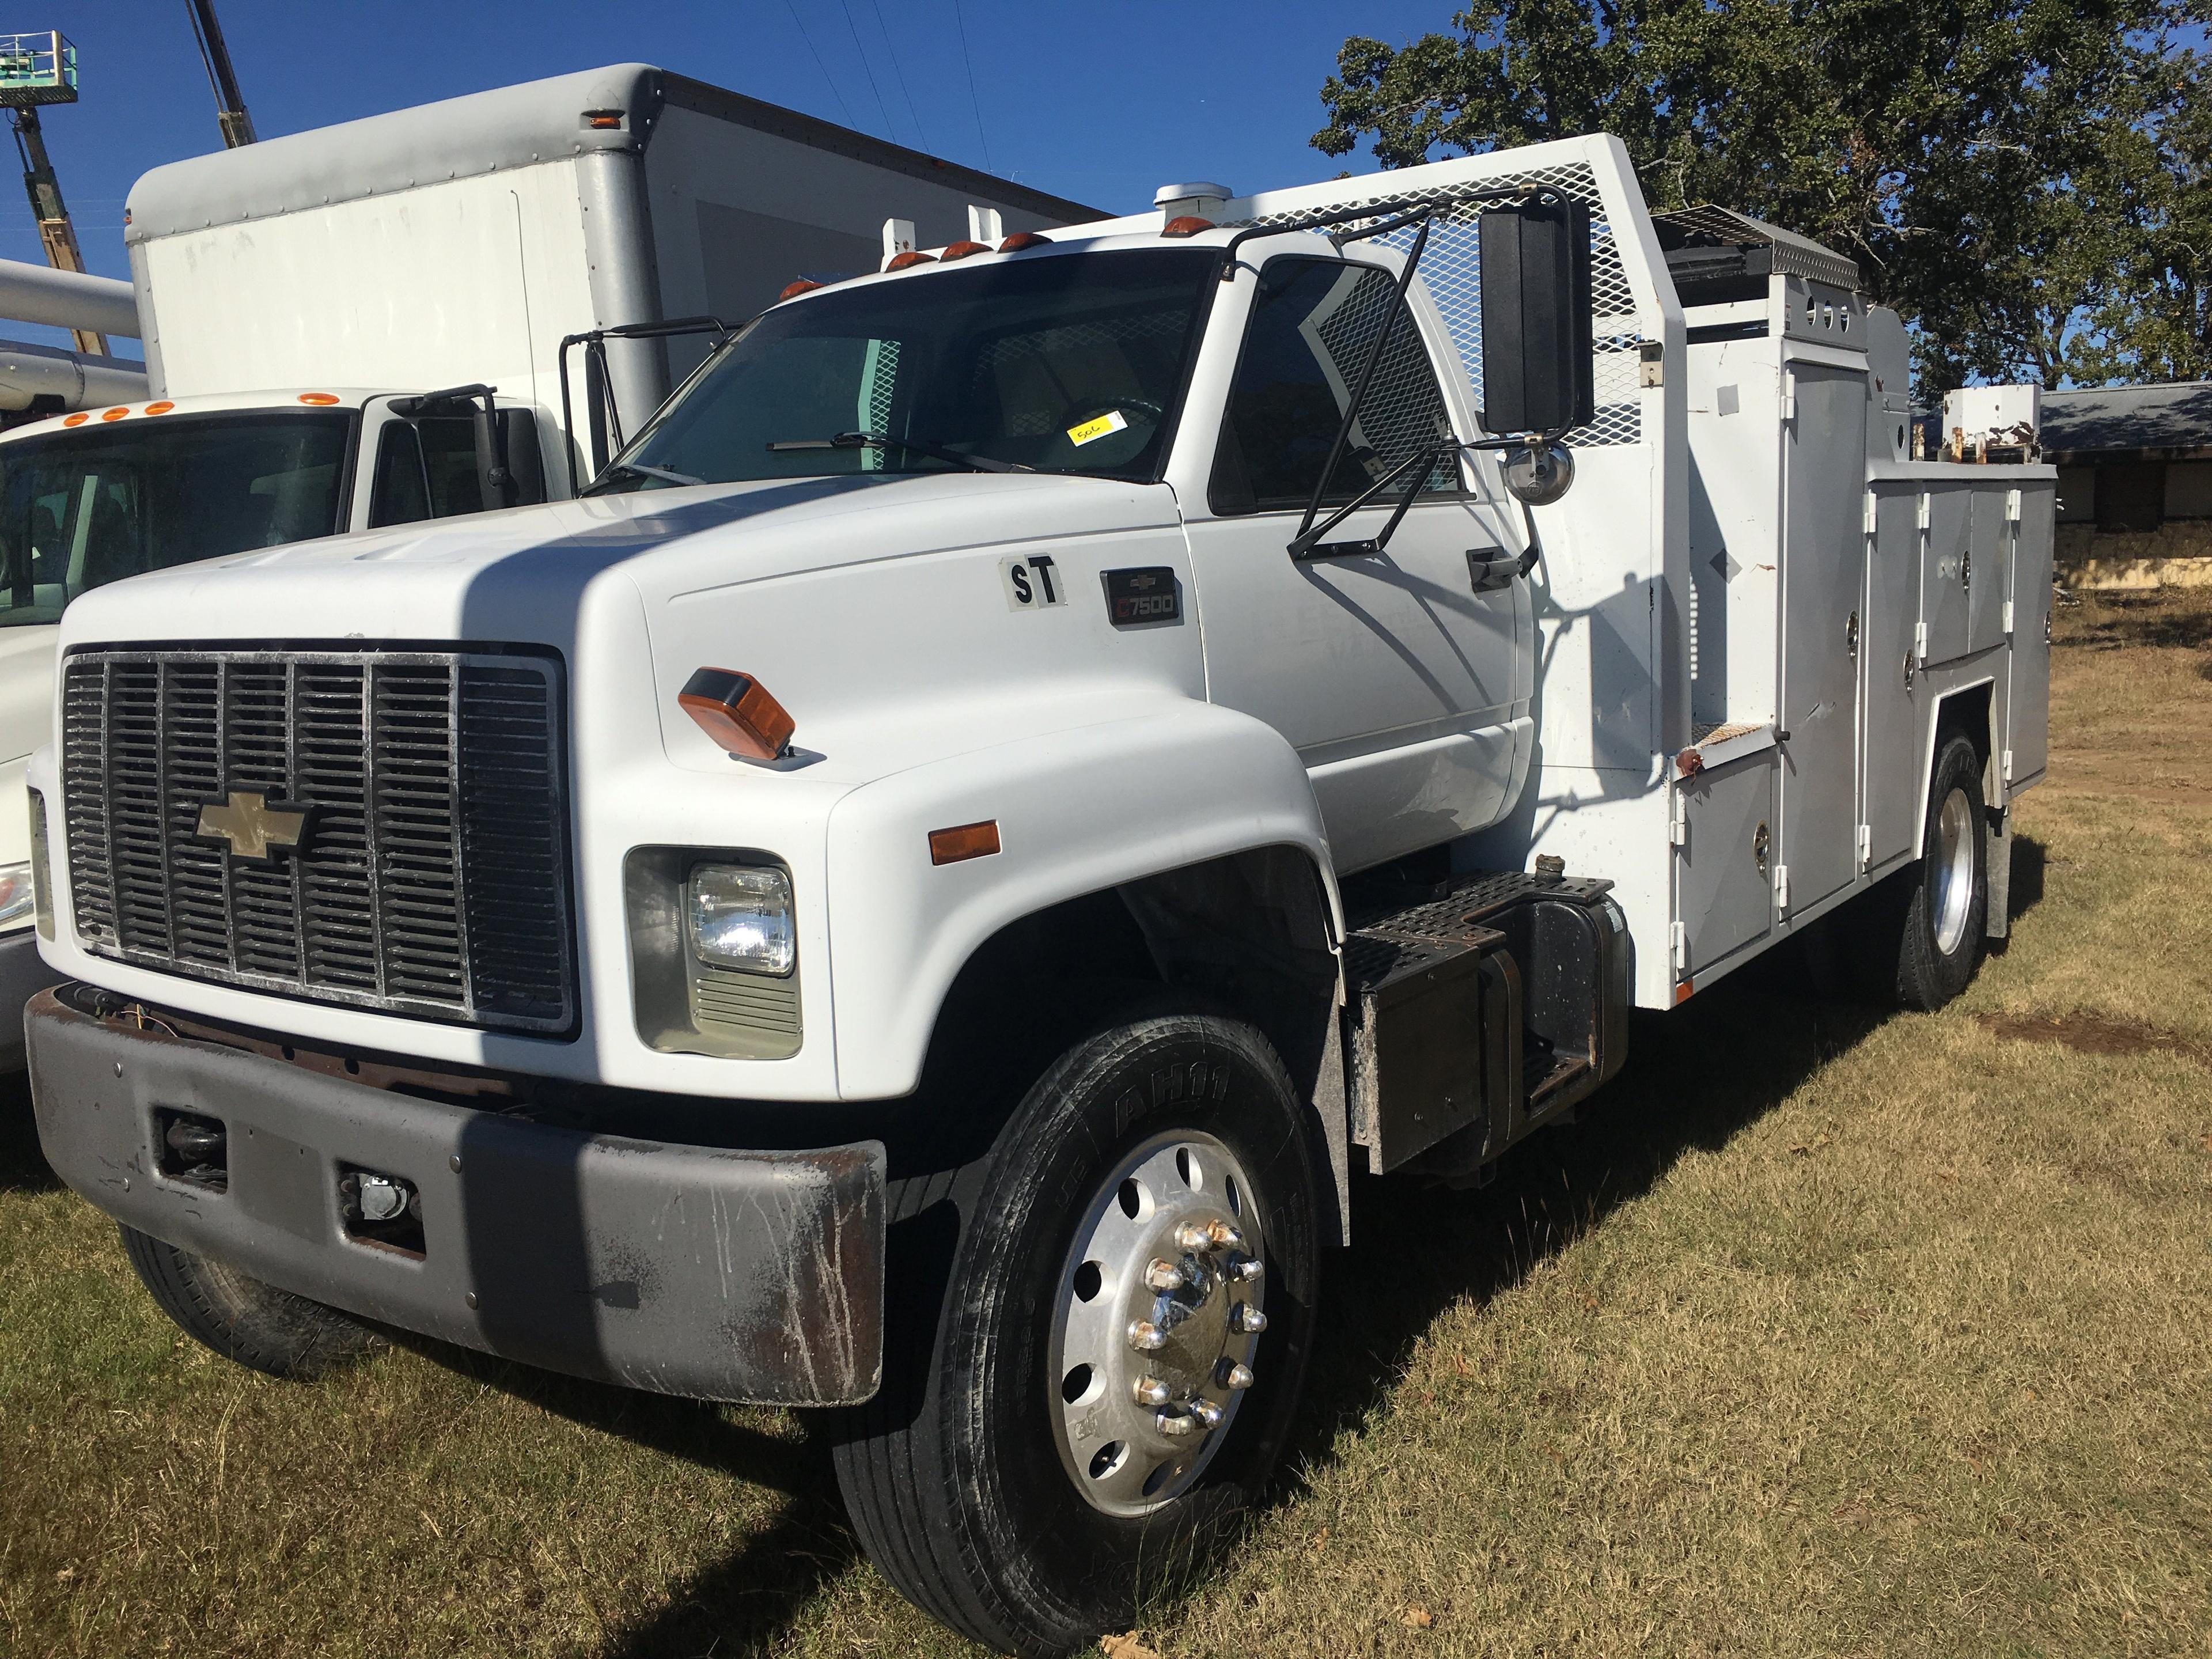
[185, 0, 255, 146]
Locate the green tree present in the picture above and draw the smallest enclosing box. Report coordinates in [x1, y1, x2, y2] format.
[1313, 0, 2205, 389]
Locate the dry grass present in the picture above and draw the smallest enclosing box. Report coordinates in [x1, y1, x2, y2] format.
[3, 586, 2209, 1658]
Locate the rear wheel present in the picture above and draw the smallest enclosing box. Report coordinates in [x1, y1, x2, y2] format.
[120, 1225, 378, 1380]
[831, 1013, 1322, 1656]
[1877, 733, 1990, 1010]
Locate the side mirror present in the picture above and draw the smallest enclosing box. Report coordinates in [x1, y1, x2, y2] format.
[1502, 441, 1575, 506]
[1477, 196, 1595, 435]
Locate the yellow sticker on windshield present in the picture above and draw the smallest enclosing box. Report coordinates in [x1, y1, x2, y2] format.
[1066, 410, 1130, 446]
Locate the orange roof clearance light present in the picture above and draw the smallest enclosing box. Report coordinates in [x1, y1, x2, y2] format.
[584, 110, 623, 130]
[884, 250, 937, 272]
[998, 232, 1052, 252]
[777, 279, 824, 302]
[297, 392, 342, 406]
[62, 412, 88, 426]
[940, 239, 991, 261]
[1161, 216, 1215, 238]
[678, 667, 796, 762]
[100, 406, 129, 421]
[929, 820, 1001, 866]
[145, 400, 175, 415]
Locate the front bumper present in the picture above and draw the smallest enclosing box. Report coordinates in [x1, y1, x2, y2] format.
[26, 988, 885, 1404]
[0, 927, 63, 1071]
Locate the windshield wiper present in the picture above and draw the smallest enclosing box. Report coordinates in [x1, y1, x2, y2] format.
[765, 430, 1031, 474]
[590, 460, 707, 491]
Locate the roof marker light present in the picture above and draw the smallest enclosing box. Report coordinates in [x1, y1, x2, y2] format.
[1161, 216, 1214, 238]
[777, 279, 824, 301]
[584, 109, 623, 129]
[940, 239, 992, 261]
[884, 250, 937, 272]
[145, 400, 175, 415]
[298, 392, 340, 406]
[929, 820, 1001, 866]
[678, 668, 795, 762]
[62, 412, 88, 426]
[999, 232, 1052, 252]
[100, 407, 128, 421]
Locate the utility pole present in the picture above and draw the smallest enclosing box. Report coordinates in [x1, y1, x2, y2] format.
[185, 0, 255, 147]
[0, 31, 104, 355]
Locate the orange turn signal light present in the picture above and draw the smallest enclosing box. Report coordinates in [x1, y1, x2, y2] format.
[884, 249, 936, 272]
[678, 667, 794, 762]
[777, 278, 824, 301]
[1161, 215, 1214, 238]
[298, 392, 341, 406]
[929, 820, 1001, 866]
[145, 400, 175, 415]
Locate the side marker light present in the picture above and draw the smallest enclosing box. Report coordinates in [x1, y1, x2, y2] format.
[678, 668, 795, 762]
[1161, 216, 1214, 238]
[1675, 979, 1695, 1005]
[929, 821, 1001, 866]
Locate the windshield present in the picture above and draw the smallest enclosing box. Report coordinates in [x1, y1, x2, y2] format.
[0, 411, 352, 627]
[590, 247, 1219, 491]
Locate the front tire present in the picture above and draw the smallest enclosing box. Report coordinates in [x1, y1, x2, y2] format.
[831, 1014, 1323, 1656]
[120, 1225, 379, 1380]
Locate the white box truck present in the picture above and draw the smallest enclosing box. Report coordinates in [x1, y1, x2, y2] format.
[0, 62, 1094, 1063]
[24, 136, 2048, 1654]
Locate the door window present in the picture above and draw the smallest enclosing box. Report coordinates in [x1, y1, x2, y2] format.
[1210, 258, 1460, 516]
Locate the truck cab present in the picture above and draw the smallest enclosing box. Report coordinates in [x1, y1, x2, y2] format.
[22, 135, 2050, 1657]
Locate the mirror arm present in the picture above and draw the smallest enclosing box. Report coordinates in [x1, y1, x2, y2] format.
[1287, 437, 1451, 560]
[1291, 212, 1436, 554]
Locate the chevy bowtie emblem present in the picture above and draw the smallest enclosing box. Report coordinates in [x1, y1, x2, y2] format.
[196, 791, 311, 860]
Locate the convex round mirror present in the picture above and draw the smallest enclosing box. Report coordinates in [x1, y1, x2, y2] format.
[1502, 441, 1575, 506]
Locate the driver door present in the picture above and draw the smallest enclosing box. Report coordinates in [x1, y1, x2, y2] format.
[1181, 256, 1529, 872]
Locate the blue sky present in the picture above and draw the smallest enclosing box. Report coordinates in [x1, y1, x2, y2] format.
[5, 1, 1458, 358]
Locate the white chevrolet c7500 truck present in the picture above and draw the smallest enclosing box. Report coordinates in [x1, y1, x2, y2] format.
[24, 137, 2050, 1656]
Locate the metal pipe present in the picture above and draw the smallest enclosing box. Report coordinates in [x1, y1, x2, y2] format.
[0, 335, 149, 411]
[0, 255, 138, 338]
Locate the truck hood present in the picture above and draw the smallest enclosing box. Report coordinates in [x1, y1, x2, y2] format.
[53, 472, 1182, 656]
[0, 624, 58, 765]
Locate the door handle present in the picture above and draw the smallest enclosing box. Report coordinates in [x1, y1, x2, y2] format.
[1467, 548, 1525, 592]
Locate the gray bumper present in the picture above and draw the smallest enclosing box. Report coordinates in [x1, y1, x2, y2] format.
[0, 928, 63, 1071]
[26, 989, 885, 1405]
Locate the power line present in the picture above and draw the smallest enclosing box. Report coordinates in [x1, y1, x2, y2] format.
[952, 0, 994, 172]
[836, 0, 896, 141]
[865, 0, 930, 154]
[781, 0, 859, 132]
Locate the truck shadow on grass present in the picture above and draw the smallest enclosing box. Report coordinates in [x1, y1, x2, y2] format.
[0, 1072, 60, 1194]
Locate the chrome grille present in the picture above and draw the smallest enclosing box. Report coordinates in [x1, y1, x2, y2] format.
[61, 648, 572, 1033]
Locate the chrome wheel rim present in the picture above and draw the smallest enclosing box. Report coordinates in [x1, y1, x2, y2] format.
[1932, 785, 1976, 955]
[1046, 1130, 1265, 1517]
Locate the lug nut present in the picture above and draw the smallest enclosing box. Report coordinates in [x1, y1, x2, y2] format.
[1232, 1303, 1267, 1335]
[1207, 1219, 1245, 1251]
[1218, 1360, 1255, 1391]
[1226, 1253, 1263, 1283]
[1173, 1221, 1213, 1252]
[1157, 1407, 1201, 1437]
[1190, 1397, 1224, 1429]
[1143, 1257, 1186, 1291]
[1127, 1319, 1168, 1352]
[1132, 1376, 1172, 1407]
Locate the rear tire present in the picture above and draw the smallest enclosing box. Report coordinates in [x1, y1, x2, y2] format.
[120, 1225, 379, 1380]
[831, 1013, 1322, 1657]
[1874, 733, 1990, 1011]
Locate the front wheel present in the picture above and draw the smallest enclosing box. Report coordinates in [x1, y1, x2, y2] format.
[120, 1225, 380, 1380]
[831, 1014, 1323, 1656]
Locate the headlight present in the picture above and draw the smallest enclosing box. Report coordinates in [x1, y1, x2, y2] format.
[687, 863, 795, 975]
[0, 859, 32, 931]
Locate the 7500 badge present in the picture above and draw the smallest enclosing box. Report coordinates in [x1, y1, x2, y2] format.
[1101, 566, 1181, 628]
